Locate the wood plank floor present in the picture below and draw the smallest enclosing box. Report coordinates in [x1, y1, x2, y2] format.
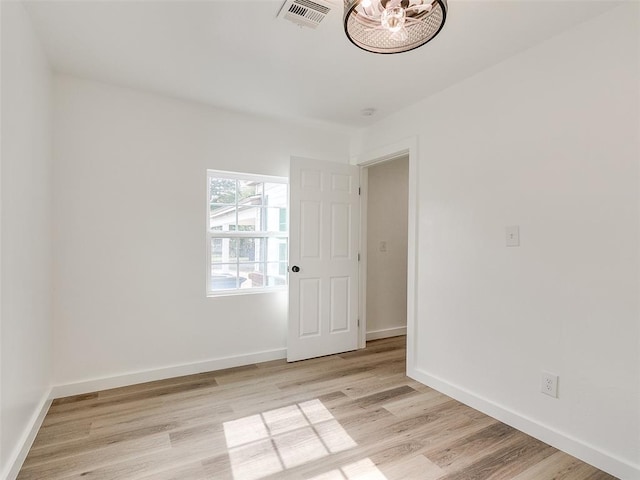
[18, 337, 618, 480]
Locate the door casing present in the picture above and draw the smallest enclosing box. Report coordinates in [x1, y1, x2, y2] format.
[354, 137, 419, 371]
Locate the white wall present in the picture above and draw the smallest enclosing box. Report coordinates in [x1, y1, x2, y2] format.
[1, 1, 53, 477]
[353, 5, 640, 478]
[366, 157, 408, 339]
[52, 75, 353, 389]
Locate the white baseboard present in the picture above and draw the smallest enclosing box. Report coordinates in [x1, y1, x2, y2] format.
[408, 367, 640, 480]
[366, 326, 407, 341]
[3, 391, 52, 480]
[51, 347, 287, 399]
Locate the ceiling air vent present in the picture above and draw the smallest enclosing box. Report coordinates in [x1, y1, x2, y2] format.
[278, 0, 332, 29]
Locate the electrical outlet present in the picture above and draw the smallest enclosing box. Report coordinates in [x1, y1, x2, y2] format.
[541, 372, 559, 398]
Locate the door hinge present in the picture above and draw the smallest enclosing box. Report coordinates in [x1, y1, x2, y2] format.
[357, 318, 360, 327]
[358, 187, 361, 195]
[357, 253, 360, 261]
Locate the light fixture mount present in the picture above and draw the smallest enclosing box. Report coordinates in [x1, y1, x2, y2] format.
[343, 0, 447, 54]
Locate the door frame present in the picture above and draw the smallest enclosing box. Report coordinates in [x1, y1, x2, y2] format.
[353, 137, 419, 371]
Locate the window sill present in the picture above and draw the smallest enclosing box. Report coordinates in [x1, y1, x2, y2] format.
[206, 286, 287, 298]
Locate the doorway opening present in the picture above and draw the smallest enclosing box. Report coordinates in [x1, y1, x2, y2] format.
[362, 156, 409, 343]
[356, 137, 418, 371]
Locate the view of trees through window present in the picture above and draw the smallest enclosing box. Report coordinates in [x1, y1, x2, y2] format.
[207, 172, 288, 293]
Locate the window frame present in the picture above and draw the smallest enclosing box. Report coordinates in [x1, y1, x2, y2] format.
[206, 169, 289, 296]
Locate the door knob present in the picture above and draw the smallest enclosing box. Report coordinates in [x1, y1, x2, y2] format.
[291, 265, 300, 273]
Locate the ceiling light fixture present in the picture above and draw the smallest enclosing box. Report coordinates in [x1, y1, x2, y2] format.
[343, 0, 447, 54]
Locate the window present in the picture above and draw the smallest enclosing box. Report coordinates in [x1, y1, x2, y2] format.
[207, 170, 288, 295]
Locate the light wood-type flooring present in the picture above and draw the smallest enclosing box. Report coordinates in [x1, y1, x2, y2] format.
[18, 336, 618, 480]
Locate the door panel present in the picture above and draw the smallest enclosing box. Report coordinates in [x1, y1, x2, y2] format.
[299, 279, 321, 337]
[288, 157, 360, 362]
[330, 277, 350, 332]
[301, 201, 321, 258]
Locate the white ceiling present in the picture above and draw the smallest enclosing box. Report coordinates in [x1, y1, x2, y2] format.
[24, 0, 620, 127]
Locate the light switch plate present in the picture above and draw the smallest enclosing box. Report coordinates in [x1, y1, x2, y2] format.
[506, 225, 520, 247]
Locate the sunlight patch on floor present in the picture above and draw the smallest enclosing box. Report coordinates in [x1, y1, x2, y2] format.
[223, 399, 360, 480]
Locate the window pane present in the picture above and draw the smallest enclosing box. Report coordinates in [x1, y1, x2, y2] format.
[265, 263, 287, 286]
[209, 178, 236, 204]
[210, 205, 237, 231]
[238, 180, 262, 204]
[211, 238, 222, 262]
[211, 238, 268, 264]
[211, 263, 237, 276]
[234, 207, 287, 233]
[264, 183, 288, 207]
[228, 224, 254, 232]
[263, 207, 286, 233]
[278, 208, 287, 232]
[267, 238, 288, 263]
[239, 262, 260, 288]
[235, 237, 266, 262]
[236, 206, 262, 232]
[210, 264, 241, 290]
[239, 263, 287, 288]
[211, 238, 239, 263]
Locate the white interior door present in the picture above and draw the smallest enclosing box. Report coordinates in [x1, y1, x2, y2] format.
[288, 157, 360, 362]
